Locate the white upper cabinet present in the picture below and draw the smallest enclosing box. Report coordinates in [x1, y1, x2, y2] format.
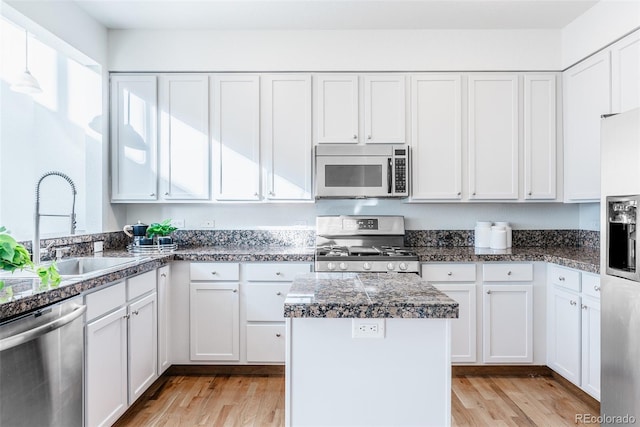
[523, 74, 557, 200]
[563, 51, 611, 202]
[316, 75, 359, 143]
[468, 75, 519, 200]
[363, 75, 406, 144]
[159, 75, 210, 200]
[212, 75, 261, 200]
[111, 75, 158, 201]
[410, 74, 462, 200]
[262, 75, 313, 200]
[611, 29, 640, 113]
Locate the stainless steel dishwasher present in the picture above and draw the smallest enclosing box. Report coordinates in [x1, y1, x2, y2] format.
[0, 297, 86, 427]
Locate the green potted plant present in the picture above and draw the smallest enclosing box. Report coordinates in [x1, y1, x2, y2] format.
[0, 227, 60, 300]
[146, 219, 178, 245]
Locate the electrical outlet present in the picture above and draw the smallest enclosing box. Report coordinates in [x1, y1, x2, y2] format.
[200, 220, 215, 228]
[352, 319, 385, 339]
[171, 219, 185, 228]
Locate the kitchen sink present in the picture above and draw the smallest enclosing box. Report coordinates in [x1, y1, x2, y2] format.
[53, 257, 139, 277]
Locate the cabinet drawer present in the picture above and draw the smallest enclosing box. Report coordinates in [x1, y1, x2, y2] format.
[246, 283, 291, 321]
[483, 263, 533, 282]
[190, 263, 239, 281]
[582, 272, 601, 298]
[548, 264, 580, 292]
[85, 281, 126, 321]
[422, 263, 476, 282]
[128, 270, 157, 301]
[244, 263, 311, 282]
[246, 324, 286, 363]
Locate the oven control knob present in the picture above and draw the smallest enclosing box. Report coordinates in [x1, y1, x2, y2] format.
[327, 262, 336, 271]
[363, 262, 372, 270]
[339, 262, 348, 271]
[399, 262, 408, 271]
[387, 262, 395, 271]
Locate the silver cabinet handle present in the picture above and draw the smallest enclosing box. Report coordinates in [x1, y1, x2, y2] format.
[472, 192, 476, 196]
[161, 273, 167, 278]
[254, 192, 259, 197]
[570, 300, 577, 306]
[275, 272, 282, 276]
[528, 191, 532, 196]
[132, 310, 139, 316]
[0, 304, 87, 351]
[124, 314, 131, 319]
[232, 289, 238, 293]
[594, 285, 600, 292]
[276, 292, 282, 296]
[164, 192, 169, 196]
[211, 271, 217, 275]
[150, 193, 155, 197]
[447, 272, 453, 276]
[276, 333, 282, 337]
[486, 290, 492, 294]
[353, 135, 358, 140]
[558, 276, 565, 281]
[457, 192, 461, 196]
[367, 135, 372, 140]
[269, 191, 275, 196]
[582, 304, 587, 310]
[507, 271, 512, 276]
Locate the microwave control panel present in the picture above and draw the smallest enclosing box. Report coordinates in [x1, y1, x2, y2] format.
[393, 148, 408, 195]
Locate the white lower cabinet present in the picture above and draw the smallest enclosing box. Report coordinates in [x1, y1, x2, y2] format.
[85, 270, 158, 427]
[157, 265, 171, 374]
[422, 263, 477, 363]
[482, 263, 534, 363]
[547, 264, 601, 400]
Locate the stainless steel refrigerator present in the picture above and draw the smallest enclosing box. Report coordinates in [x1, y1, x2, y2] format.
[600, 108, 640, 426]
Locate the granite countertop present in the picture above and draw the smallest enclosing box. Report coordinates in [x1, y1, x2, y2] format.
[284, 272, 459, 319]
[0, 244, 599, 322]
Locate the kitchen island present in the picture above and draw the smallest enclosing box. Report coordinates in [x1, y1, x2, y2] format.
[284, 272, 459, 427]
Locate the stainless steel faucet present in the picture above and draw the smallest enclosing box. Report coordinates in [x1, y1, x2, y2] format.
[33, 171, 77, 265]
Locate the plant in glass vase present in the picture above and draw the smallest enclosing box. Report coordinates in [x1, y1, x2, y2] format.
[146, 219, 178, 245]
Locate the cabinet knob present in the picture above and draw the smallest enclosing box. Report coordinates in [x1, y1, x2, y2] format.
[367, 135, 372, 140]
[457, 192, 461, 196]
[353, 135, 358, 140]
[276, 333, 282, 338]
[275, 272, 281, 276]
[594, 285, 600, 292]
[161, 273, 167, 278]
[472, 192, 476, 196]
[123, 314, 130, 319]
[582, 304, 588, 310]
[254, 192, 259, 197]
[164, 192, 169, 196]
[447, 272, 453, 276]
[507, 271, 512, 276]
[276, 291, 282, 296]
[486, 290, 492, 294]
[150, 193, 155, 197]
[558, 276, 565, 281]
[132, 310, 139, 315]
[269, 191, 275, 196]
[233, 289, 238, 293]
[211, 271, 217, 275]
[570, 300, 577, 306]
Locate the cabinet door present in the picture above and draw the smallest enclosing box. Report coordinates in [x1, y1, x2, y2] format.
[363, 75, 406, 144]
[316, 75, 359, 143]
[157, 266, 171, 374]
[611, 30, 640, 113]
[434, 284, 476, 363]
[411, 74, 462, 200]
[128, 292, 158, 404]
[262, 75, 312, 200]
[111, 75, 158, 201]
[86, 307, 128, 427]
[581, 296, 601, 400]
[159, 75, 210, 200]
[563, 51, 611, 202]
[190, 282, 240, 361]
[246, 324, 286, 363]
[482, 284, 533, 363]
[523, 74, 557, 200]
[212, 75, 260, 200]
[468, 75, 519, 200]
[548, 287, 581, 385]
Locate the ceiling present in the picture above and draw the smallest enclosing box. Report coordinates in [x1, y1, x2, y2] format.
[71, 0, 600, 31]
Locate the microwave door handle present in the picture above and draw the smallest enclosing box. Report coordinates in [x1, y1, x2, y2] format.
[387, 158, 393, 194]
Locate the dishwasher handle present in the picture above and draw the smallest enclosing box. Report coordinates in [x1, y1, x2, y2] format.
[0, 304, 86, 352]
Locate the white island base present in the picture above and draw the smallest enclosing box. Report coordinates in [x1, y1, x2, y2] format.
[285, 317, 452, 427]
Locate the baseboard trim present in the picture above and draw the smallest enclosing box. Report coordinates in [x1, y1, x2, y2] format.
[167, 364, 285, 376]
[452, 365, 553, 377]
[550, 371, 600, 413]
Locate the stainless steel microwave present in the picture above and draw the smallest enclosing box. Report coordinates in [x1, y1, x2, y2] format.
[315, 144, 409, 198]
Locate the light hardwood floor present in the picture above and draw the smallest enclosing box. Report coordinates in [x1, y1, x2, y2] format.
[115, 375, 599, 427]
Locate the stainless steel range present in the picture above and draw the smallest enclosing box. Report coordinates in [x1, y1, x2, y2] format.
[315, 215, 419, 273]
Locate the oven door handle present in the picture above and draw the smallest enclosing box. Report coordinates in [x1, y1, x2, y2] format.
[0, 304, 86, 352]
[387, 158, 393, 194]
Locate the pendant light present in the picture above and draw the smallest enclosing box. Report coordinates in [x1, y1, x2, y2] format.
[11, 30, 42, 94]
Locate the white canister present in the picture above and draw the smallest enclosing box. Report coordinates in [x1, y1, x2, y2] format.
[494, 221, 512, 248]
[490, 226, 507, 249]
[474, 221, 492, 248]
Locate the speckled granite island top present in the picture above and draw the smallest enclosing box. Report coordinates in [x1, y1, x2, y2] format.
[284, 272, 459, 319]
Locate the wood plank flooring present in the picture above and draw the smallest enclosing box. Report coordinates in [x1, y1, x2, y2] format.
[115, 374, 600, 427]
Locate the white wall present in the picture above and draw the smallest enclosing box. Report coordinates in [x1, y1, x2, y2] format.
[562, 0, 640, 68]
[125, 202, 580, 231]
[108, 29, 562, 72]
